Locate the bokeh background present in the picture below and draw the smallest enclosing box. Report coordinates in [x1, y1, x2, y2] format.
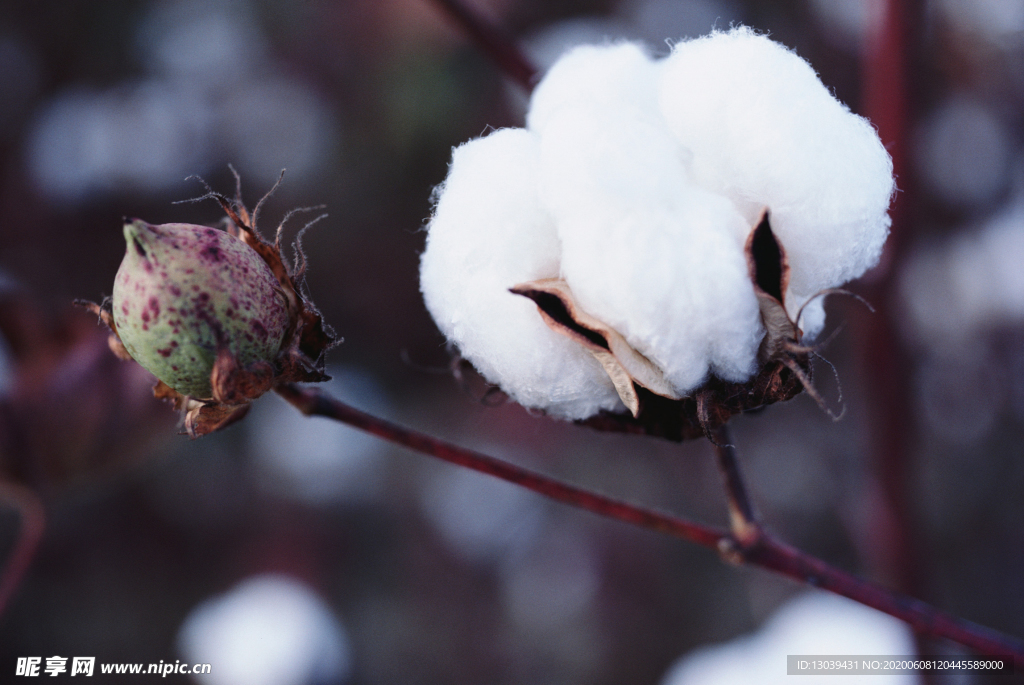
[0, 0, 1022, 683]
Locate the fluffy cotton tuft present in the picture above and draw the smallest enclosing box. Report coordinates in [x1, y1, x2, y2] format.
[420, 28, 893, 419]
[660, 27, 894, 318]
[421, 127, 624, 418]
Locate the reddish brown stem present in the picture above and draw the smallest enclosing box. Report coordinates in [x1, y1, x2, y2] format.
[275, 382, 1024, 666]
[274, 382, 722, 548]
[0, 481, 45, 617]
[428, 0, 539, 91]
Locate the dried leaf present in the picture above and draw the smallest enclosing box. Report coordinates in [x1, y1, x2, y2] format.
[511, 278, 680, 417]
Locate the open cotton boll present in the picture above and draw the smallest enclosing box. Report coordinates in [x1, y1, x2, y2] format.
[659, 27, 894, 302]
[527, 41, 662, 136]
[420, 127, 623, 419]
[538, 106, 763, 393]
[422, 28, 892, 423]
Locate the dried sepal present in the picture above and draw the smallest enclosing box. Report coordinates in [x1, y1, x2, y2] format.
[74, 298, 133, 361]
[184, 399, 252, 438]
[151, 380, 248, 438]
[510, 278, 680, 416]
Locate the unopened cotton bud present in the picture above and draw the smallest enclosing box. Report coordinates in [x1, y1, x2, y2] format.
[112, 220, 289, 398]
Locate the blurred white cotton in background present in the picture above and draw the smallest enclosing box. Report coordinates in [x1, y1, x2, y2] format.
[899, 200, 1024, 443]
[218, 76, 335, 185]
[660, 592, 920, 685]
[419, 462, 546, 564]
[178, 574, 352, 685]
[914, 96, 1011, 208]
[499, 523, 600, 632]
[629, 0, 741, 46]
[900, 200, 1024, 348]
[938, 0, 1024, 43]
[0, 35, 42, 134]
[27, 84, 208, 202]
[248, 366, 390, 506]
[136, 0, 266, 86]
[807, 0, 885, 52]
[25, 0, 335, 204]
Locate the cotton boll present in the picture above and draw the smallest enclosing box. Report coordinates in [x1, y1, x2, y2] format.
[659, 27, 893, 299]
[424, 31, 892, 420]
[527, 42, 662, 136]
[539, 106, 763, 393]
[420, 127, 623, 419]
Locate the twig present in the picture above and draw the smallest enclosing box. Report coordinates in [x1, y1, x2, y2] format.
[0, 481, 45, 616]
[428, 0, 539, 91]
[275, 382, 1024, 666]
[710, 424, 759, 547]
[274, 382, 722, 548]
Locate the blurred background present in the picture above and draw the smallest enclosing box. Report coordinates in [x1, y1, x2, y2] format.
[0, 0, 1022, 683]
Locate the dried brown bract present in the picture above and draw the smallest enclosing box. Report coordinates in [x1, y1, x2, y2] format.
[513, 211, 820, 441]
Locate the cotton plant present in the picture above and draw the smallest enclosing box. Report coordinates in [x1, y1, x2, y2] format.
[420, 27, 894, 429]
[68, 7, 1024, 665]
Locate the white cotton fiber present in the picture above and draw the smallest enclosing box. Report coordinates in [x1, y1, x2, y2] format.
[538, 105, 762, 391]
[526, 42, 662, 136]
[659, 27, 894, 308]
[421, 28, 893, 420]
[420, 128, 623, 419]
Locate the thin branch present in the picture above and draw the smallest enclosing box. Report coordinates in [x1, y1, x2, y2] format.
[0, 481, 45, 616]
[428, 0, 539, 92]
[274, 382, 723, 549]
[275, 382, 1024, 666]
[710, 424, 759, 546]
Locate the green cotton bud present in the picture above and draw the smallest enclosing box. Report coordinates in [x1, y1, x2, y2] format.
[112, 220, 290, 399]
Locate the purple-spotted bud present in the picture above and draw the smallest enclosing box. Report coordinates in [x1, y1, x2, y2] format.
[112, 220, 290, 399]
